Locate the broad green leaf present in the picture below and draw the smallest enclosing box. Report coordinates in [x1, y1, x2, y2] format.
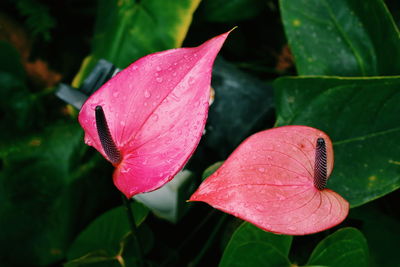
[350, 203, 400, 267]
[66, 202, 150, 265]
[219, 222, 292, 267]
[306, 228, 369, 267]
[280, 0, 400, 76]
[74, 0, 200, 86]
[203, 58, 274, 159]
[200, 0, 265, 22]
[274, 76, 400, 207]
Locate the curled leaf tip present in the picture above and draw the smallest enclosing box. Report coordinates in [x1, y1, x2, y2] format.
[95, 105, 122, 165]
[314, 137, 327, 190]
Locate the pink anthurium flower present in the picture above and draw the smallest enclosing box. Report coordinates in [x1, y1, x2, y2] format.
[190, 126, 349, 235]
[78, 31, 230, 198]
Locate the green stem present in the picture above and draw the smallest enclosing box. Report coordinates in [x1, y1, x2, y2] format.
[121, 194, 144, 267]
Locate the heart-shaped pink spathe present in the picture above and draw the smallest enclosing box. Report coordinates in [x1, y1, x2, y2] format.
[78, 31, 231, 198]
[190, 126, 349, 235]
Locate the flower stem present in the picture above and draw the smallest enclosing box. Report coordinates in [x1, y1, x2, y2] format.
[121, 194, 144, 267]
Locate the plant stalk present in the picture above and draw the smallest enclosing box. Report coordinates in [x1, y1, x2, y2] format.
[122, 194, 144, 267]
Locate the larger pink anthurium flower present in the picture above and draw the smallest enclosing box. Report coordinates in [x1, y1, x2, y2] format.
[78, 31, 230, 198]
[190, 126, 349, 235]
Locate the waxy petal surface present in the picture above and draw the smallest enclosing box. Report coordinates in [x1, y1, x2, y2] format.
[79, 32, 230, 198]
[190, 126, 349, 235]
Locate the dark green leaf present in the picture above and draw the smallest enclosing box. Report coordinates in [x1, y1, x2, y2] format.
[306, 228, 369, 267]
[74, 0, 200, 86]
[274, 76, 400, 206]
[201, 0, 265, 22]
[219, 222, 292, 267]
[0, 123, 82, 265]
[0, 122, 118, 265]
[204, 58, 274, 159]
[0, 41, 26, 79]
[280, 0, 400, 76]
[201, 161, 224, 181]
[350, 202, 400, 267]
[67, 202, 150, 265]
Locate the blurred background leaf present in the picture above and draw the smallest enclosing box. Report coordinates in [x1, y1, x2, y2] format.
[199, 0, 266, 22]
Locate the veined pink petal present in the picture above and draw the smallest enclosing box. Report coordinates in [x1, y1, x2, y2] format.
[79, 31, 231, 198]
[189, 126, 349, 235]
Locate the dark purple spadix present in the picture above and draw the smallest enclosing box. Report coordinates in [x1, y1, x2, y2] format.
[314, 137, 327, 190]
[95, 105, 122, 165]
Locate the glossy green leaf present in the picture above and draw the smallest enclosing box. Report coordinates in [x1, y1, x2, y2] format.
[204, 58, 275, 159]
[67, 201, 149, 262]
[74, 0, 200, 86]
[219, 222, 292, 267]
[350, 203, 400, 267]
[200, 0, 265, 22]
[274, 76, 400, 207]
[280, 0, 400, 76]
[306, 228, 369, 267]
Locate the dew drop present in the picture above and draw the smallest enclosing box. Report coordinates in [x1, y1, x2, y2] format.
[120, 121, 126, 126]
[156, 77, 163, 83]
[144, 90, 151, 98]
[156, 66, 162, 71]
[172, 72, 177, 77]
[151, 114, 158, 121]
[188, 77, 195, 85]
[121, 167, 131, 173]
[144, 102, 148, 106]
[258, 167, 265, 173]
[113, 91, 119, 98]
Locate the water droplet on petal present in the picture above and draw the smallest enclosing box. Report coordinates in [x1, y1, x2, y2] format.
[120, 121, 126, 126]
[144, 90, 151, 98]
[258, 167, 265, 173]
[156, 66, 162, 71]
[113, 91, 119, 98]
[156, 77, 163, 83]
[151, 114, 158, 121]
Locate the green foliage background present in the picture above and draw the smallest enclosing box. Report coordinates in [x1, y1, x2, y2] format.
[0, 0, 399, 266]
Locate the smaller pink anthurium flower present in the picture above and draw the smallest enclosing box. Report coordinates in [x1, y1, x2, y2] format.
[78, 31, 231, 198]
[190, 126, 349, 235]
